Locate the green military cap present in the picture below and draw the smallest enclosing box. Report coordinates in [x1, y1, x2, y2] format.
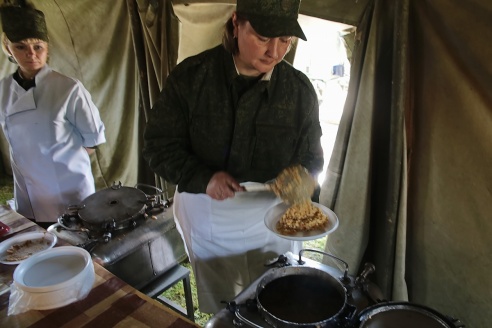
[0, 4, 48, 42]
[236, 0, 307, 41]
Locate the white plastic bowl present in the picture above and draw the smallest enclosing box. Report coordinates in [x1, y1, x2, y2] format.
[12, 246, 95, 310]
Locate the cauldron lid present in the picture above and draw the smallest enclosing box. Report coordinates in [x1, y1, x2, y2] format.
[77, 186, 147, 227]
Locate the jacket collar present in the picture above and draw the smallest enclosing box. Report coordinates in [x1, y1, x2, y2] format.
[223, 47, 275, 97]
[7, 65, 52, 115]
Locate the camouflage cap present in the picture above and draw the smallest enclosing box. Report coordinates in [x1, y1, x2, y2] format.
[237, 0, 307, 41]
[0, 5, 48, 42]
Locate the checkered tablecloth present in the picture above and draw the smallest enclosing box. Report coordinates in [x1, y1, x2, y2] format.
[0, 206, 198, 328]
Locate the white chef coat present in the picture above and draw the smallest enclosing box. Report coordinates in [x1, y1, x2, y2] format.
[0, 65, 106, 222]
[173, 185, 301, 314]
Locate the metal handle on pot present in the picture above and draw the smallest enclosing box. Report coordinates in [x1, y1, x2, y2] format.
[66, 204, 85, 213]
[57, 215, 89, 232]
[134, 183, 170, 208]
[226, 301, 264, 328]
[57, 216, 74, 230]
[77, 232, 112, 253]
[233, 311, 264, 328]
[356, 262, 375, 284]
[355, 262, 385, 304]
[111, 181, 123, 189]
[297, 248, 350, 284]
[134, 183, 163, 195]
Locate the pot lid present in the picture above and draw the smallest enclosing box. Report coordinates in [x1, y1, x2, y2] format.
[77, 185, 148, 228]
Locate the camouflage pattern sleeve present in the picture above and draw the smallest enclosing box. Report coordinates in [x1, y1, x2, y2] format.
[142, 69, 214, 194]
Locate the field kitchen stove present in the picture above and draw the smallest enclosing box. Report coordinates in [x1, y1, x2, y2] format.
[206, 249, 465, 328]
[205, 249, 384, 328]
[48, 182, 187, 293]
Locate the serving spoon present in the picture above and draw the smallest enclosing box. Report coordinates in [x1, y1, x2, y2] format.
[243, 165, 316, 205]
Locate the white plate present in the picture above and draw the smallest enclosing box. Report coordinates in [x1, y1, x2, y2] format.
[0, 232, 57, 265]
[264, 202, 339, 241]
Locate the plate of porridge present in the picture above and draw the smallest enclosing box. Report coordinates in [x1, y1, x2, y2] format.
[264, 201, 339, 241]
[0, 231, 57, 265]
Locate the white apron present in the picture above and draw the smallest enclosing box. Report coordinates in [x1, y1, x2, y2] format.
[173, 184, 300, 313]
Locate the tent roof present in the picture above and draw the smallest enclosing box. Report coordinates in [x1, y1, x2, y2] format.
[172, 0, 372, 26]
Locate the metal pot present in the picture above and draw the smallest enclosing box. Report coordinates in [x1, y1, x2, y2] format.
[256, 265, 350, 327]
[251, 250, 381, 328]
[58, 182, 167, 233]
[222, 250, 384, 328]
[55, 182, 170, 252]
[353, 302, 465, 328]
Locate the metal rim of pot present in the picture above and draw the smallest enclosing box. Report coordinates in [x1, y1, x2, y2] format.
[355, 301, 465, 328]
[255, 250, 356, 328]
[256, 267, 349, 327]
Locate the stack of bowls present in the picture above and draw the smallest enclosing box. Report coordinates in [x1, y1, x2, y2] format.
[12, 246, 95, 310]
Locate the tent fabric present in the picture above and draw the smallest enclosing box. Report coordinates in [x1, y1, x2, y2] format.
[173, 3, 234, 64]
[407, 1, 492, 326]
[321, 0, 491, 327]
[320, 0, 409, 302]
[172, 0, 373, 27]
[131, 0, 179, 108]
[128, 0, 180, 194]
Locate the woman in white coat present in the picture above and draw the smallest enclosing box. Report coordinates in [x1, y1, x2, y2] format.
[0, 3, 106, 228]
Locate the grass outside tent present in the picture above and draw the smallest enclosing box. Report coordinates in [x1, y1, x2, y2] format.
[0, 175, 13, 207]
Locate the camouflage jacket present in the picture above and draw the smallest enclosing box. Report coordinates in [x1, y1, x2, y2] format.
[143, 45, 323, 194]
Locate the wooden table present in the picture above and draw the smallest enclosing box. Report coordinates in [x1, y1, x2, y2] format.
[0, 206, 200, 327]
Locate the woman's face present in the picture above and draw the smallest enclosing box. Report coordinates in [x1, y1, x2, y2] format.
[7, 38, 48, 77]
[233, 13, 292, 76]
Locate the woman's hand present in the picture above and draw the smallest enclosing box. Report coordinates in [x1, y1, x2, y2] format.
[206, 171, 245, 200]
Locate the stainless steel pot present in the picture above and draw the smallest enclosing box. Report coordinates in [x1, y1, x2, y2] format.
[230, 249, 382, 328]
[58, 182, 167, 233]
[353, 301, 465, 328]
[257, 265, 350, 327]
[56, 182, 170, 252]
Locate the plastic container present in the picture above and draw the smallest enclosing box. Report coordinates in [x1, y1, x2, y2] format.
[10, 246, 94, 312]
